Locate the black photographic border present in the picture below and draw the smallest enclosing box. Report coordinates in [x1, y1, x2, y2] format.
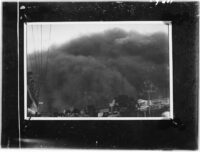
[2, 1, 199, 149]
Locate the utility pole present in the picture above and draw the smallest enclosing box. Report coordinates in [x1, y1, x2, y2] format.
[143, 80, 156, 117]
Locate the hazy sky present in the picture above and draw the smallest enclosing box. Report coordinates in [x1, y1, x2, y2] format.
[26, 22, 169, 54]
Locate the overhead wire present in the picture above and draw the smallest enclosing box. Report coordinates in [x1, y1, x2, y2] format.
[40, 24, 43, 78]
[29, 24, 52, 109]
[32, 25, 40, 102]
[31, 25, 38, 75]
[37, 24, 43, 104]
[44, 24, 51, 78]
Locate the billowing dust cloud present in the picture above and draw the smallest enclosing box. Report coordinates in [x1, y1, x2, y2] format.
[28, 28, 169, 112]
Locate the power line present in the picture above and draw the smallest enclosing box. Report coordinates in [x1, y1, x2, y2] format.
[31, 25, 38, 74]
[44, 24, 51, 78]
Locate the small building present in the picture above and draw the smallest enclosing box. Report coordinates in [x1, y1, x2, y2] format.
[98, 108, 110, 117]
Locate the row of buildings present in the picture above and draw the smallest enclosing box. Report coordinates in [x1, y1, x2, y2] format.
[27, 72, 169, 118]
[31, 95, 169, 118]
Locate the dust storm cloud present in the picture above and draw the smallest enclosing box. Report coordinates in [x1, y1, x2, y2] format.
[28, 28, 169, 112]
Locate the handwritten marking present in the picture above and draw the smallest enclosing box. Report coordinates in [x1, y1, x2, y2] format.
[150, 0, 173, 5]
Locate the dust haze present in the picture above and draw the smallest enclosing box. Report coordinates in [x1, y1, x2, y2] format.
[28, 28, 169, 112]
